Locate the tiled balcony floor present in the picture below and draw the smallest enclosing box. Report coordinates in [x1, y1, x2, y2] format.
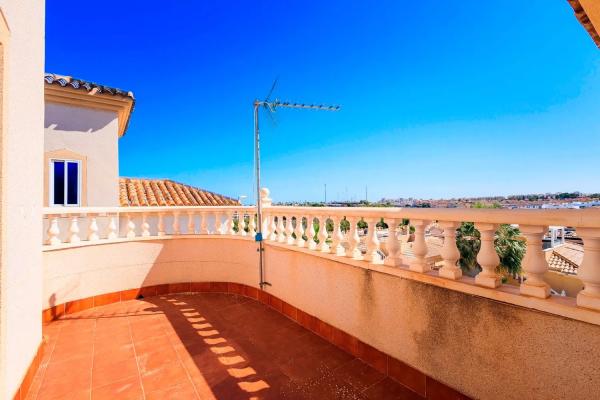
[28, 293, 422, 400]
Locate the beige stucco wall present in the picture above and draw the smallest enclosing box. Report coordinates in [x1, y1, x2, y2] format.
[44, 102, 120, 207]
[43, 237, 600, 400]
[0, 1, 44, 398]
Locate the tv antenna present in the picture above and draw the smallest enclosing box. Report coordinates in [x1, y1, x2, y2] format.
[254, 79, 340, 289]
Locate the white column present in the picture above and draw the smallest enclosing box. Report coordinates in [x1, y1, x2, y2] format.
[277, 216, 286, 243]
[286, 215, 295, 245]
[384, 218, 402, 267]
[238, 211, 246, 236]
[319, 216, 330, 253]
[475, 223, 501, 288]
[249, 213, 257, 238]
[347, 217, 361, 259]
[294, 216, 304, 246]
[172, 211, 181, 235]
[47, 216, 61, 245]
[215, 211, 223, 234]
[107, 215, 118, 240]
[409, 220, 430, 273]
[224, 211, 234, 235]
[306, 215, 317, 250]
[126, 214, 136, 239]
[187, 212, 195, 234]
[87, 215, 99, 241]
[365, 217, 381, 264]
[576, 228, 600, 311]
[68, 216, 81, 243]
[199, 211, 209, 234]
[157, 212, 165, 236]
[262, 213, 270, 239]
[269, 214, 278, 241]
[520, 225, 550, 298]
[438, 221, 462, 280]
[141, 213, 150, 237]
[330, 216, 343, 255]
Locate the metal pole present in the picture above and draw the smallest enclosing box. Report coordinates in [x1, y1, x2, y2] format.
[254, 100, 266, 289]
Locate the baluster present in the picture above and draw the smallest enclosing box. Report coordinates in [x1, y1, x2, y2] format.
[576, 228, 600, 310]
[199, 211, 208, 234]
[187, 212, 195, 234]
[141, 213, 150, 237]
[277, 216, 286, 242]
[269, 215, 278, 241]
[347, 217, 361, 259]
[295, 216, 305, 247]
[226, 211, 235, 235]
[215, 211, 223, 234]
[438, 221, 462, 279]
[262, 213, 270, 239]
[47, 216, 61, 245]
[306, 215, 317, 250]
[249, 213, 257, 238]
[157, 212, 165, 236]
[107, 215, 118, 239]
[68, 216, 81, 243]
[172, 211, 181, 235]
[519, 225, 550, 298]
[238, 211, 246, 236]
[87, 214, 99, 241]
[475, 223, 501, 288]
[365, 217, 382, 264]
[409, 220, 430, 273]
[286, 215, 296, 245]
[126, 214, 136, 238]
[384, 218, 402, 266]
[319, 216, 330, 253]
[330, 216, 344, 255]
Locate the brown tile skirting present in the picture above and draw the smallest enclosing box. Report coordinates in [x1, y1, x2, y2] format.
[42, 282, 470, 399]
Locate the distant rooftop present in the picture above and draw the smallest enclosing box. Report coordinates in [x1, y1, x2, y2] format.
[119, 177, 239, 207]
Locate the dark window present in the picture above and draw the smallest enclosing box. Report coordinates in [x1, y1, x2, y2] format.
[52, 160, 65, 205]
[67, 162, 79, 205]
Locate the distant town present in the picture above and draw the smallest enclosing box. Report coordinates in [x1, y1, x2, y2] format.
[277, 192, 600, 209]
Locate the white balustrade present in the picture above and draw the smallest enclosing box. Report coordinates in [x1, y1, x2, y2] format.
[199, 211, 208, 234]
[438, 221, 462, 280]
[107, 215, 118, 239]
[215, 211, 223, 235]
[157, 213, 165, 236]
[384, 218, 402, 266]
[47, 216, 61, 245]
[319, 216, 329, 253]
[286, 215, 295, 245]
[262, 214, 270, 239]
[409, 219, 430, 273]
[576, 228, 600, 311]
[172, 211, 181, 235]
[293, 216, 303, 246]
[365, 217, 381, 264]
[141, 213, 150, 237]
[347, 217, 361, 260]
[126, 215, 136, 239]
[520, 225, 550, 298]
[277, 216, 286, 243]
[269, 215, 278, 241]
[68, 216, 81, 243]
[249, 213, 256, 238]
[306, 215, 317, 250]
[187, 212, 195, 234]
[226, 212, 235, 235]
[330, 216, 344, 256]
[87, 215, 99, 241]
[238, 211, 246, 236]
[475, 223, 501, 288]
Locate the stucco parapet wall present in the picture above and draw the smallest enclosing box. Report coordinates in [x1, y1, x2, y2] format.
[43, 234, 600, 326]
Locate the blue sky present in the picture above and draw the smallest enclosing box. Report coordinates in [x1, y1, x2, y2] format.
[46, 1, 600, 202]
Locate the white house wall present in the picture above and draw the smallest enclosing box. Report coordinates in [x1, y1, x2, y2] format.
[44, 103, 120, 207]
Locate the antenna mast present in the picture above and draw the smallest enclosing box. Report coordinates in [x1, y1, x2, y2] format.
[254, 89, 340, 290]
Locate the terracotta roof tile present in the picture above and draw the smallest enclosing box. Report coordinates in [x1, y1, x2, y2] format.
[119, 178, 239, 207]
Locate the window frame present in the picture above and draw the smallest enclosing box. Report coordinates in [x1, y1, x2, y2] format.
[49, 158, 82, 207]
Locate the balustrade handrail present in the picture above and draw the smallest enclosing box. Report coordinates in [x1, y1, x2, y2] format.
[43, 205, 254, 216]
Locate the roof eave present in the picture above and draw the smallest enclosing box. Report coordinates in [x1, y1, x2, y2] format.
[568, 0, 600, 48]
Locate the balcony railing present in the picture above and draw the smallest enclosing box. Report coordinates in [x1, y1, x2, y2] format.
[42, 203, 600, 317]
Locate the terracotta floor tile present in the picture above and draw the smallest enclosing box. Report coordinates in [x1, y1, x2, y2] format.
[91, 375, 143, 400]
[28, 294, 434, 400]
[139, 360, 190, 393]
[144, 382, 199, 400]
[92, 357, 139, 388]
